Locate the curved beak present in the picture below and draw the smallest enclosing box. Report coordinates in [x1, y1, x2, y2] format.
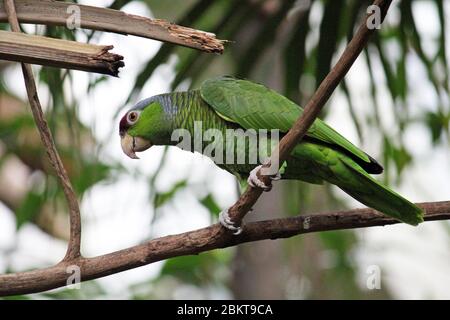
[121, 134, 152, 159]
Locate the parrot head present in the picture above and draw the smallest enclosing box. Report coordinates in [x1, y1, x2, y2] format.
[119, 109, 152, 159]
[119, 97, 169, 159]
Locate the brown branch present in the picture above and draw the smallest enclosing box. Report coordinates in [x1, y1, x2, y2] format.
[0, 200, 448, 296]
[227, 0, 393, 226]
[4, 0, 82, 261]
[0, 0, 225, 53]
[0, 30, 124, 76]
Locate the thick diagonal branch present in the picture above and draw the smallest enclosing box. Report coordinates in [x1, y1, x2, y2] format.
[4, 0, 81, 261]
[0, 200, 448, 296]
[227, 0, 393, 226]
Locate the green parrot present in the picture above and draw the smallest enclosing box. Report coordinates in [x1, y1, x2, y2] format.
[119, 76, 423, 232]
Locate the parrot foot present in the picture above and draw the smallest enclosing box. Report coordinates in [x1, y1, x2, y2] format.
[247, 165, 281, 191]
[219, 209, 243, 235]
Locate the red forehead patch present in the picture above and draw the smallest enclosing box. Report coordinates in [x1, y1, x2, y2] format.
[119, 113, 129, 137]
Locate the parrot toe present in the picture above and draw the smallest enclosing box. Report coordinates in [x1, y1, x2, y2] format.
[247, 165, 280, 191]
[219, 209, 243, 235]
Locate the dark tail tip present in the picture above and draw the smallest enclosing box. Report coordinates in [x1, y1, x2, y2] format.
[364, 155, 384, 174]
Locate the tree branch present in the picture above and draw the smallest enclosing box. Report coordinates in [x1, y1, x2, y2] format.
[4, 0, 82, 261]
[0, 0, 224, 53]
[0, 200, 448, 296]
[227, 0, 393, 226]
[0, 30, 124, 76]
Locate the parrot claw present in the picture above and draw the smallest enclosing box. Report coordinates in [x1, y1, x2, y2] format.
[219, 209, 243, 235]
[247, 165, 281, 191]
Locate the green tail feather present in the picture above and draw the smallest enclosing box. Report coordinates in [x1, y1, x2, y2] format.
[337, 158, 424, 226]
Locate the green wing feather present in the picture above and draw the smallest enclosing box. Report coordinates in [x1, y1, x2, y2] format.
[199, 77, 422, 225]
[200, 76, 372, 165]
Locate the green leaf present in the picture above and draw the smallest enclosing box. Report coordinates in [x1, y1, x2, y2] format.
[436, 0, 449, 91]
[159, 251, 228, 284]
[425, 111, 448, 144]
[127, 0, 215, 104]
[374, 35, 399, 101]
[71, 161, 111, 195]
[236, 0, 296, 78]
[199, 194, 221, 217]
[283, 4, 311, 102]
[16, 191, 44, 229]
[401, 0, 441, 99]
[154, 180, 187, 208]
[170, 0, 242, 90]
[383, 136, 412, 177]
[341, 80, 363, 143]
[315, 0, 344, 88]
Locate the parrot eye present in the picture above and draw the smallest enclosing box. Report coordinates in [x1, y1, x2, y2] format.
[127, 111, 140, 125]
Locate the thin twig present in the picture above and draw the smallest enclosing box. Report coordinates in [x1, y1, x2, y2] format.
[0, 200, 448, 296]
[0, 0, 225, 53]
[4, 0, 82, 261]
[227, 0, 393, 226]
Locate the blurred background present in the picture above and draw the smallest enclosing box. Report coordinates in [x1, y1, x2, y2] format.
[0, 0, 449, 299]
